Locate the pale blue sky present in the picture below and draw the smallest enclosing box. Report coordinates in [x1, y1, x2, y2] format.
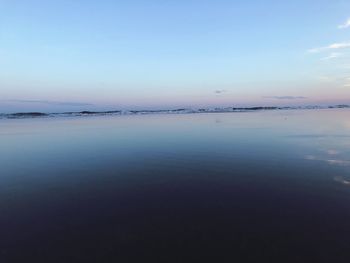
[1, 0, 350, 112]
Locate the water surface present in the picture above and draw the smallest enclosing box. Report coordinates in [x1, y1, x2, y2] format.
[1, 109, 350, 262]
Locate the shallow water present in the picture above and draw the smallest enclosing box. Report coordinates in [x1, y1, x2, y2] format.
[1, 109, 350, 262]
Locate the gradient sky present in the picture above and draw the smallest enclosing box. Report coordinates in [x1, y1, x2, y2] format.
[1, 0, 350, 112]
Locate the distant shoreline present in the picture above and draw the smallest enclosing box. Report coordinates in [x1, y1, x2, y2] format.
[1, 105, 349, 119]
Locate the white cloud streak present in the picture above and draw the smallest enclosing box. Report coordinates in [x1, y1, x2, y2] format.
[308, 42, 350, 53]
[320, 52, 342, 60]
[263, 96, 307, 100]
[338, 18, 350, 29]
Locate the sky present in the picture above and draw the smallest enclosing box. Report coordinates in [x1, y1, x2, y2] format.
[1, 0, 350, 112]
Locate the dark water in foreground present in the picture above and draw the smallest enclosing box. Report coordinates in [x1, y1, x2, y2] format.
[1, 109, 350, 262]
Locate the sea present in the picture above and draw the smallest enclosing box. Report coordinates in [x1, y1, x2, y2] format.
[1, 109, 350, 262]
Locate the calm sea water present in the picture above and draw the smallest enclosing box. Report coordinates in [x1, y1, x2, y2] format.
[1, 109, 350, 262]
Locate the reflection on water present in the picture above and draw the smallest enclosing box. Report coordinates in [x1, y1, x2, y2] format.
[334, 176, 350, 185]
[1, 109, 350, 262]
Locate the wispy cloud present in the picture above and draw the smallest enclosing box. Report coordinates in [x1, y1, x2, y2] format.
[263, 96, 307, 100]
[3, 100, 93, 107]
[320, 52, 342, 60]
[309, 19, 350, 88]
[317, 76, 333, 82]
[338, 18, 350, 29]
[343, 77, 350, 87]
[214, 89, 226, 94]
[308, 42, 350, 53]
